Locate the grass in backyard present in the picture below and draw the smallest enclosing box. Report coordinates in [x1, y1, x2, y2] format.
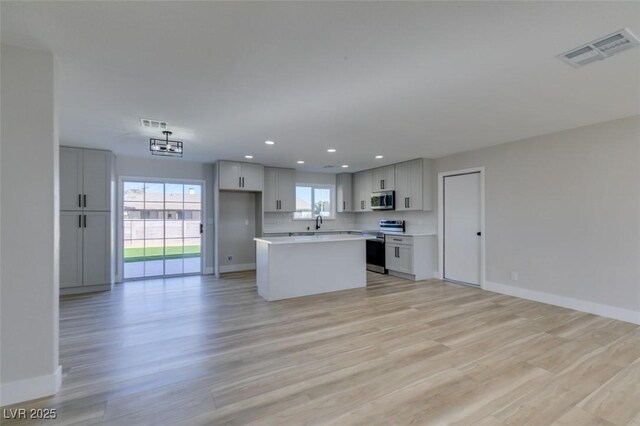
[124, 245, 201, 262]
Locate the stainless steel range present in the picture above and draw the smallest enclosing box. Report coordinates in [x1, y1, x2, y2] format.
[363, 220, 405, 273]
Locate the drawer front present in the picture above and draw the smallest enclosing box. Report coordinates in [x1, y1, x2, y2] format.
[385, 235, 413, 246]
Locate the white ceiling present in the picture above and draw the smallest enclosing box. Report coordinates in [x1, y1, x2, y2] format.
[2, 1, 639, 172]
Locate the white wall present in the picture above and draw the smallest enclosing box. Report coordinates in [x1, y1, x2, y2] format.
[218, 192, 257, 271]
[435, 116, 640, 321]
[0, 44, 61, 405]
[115, 155, 215, 277]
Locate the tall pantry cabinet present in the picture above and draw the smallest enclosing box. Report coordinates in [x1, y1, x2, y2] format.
[59, 147, 115, 294]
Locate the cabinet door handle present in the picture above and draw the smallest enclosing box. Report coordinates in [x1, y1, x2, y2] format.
[343, 201, 346, 210]
[83, 194, 87, 208]
[239, 177, 242, 188]
[78, 194, 82, 208]
[242, 177, 245, 188]
[78, 214, 82, 228]
[83, 214, 87, 228]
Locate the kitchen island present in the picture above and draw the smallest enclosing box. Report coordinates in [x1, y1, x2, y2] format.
[253, 234, 370, 301]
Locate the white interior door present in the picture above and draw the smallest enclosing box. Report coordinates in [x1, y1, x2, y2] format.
[443, 172, 481, 286]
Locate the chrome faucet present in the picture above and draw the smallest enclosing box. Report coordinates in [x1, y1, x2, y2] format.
[315, 215, 323, 230]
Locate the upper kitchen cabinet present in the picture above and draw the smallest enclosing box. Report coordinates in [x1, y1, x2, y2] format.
[60, 147, 114, 211]
[218, 161, 264, 191]
[353, 170, 373, 212]
[395, 158, 433, 211]
[372, 165, 395, 191]
[264, 167, 295, 212]
[336, 173, 353, 212]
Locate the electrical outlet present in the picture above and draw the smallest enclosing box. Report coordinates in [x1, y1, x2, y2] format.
[511, 271, 518, 281]
[228, 256, 233, 262]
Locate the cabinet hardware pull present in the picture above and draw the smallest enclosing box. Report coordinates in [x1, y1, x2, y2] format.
[200, 223, 204, 234]
[343, 201, 346, 210]
[83, 214, 87, 228]
[78, 194, 82, 208]
[83, 194, 87, 208]
[242, 177, 245, 188]
[239, 177, 242, 188]
[78, 214, 82, 228]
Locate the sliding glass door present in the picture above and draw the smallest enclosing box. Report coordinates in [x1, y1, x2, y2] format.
[123, 180, 203, 279]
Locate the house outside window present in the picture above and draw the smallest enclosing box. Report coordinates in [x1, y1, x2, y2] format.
[293, 184, 335, 220]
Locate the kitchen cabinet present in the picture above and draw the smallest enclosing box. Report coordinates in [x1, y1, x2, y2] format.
[395, 158, 434, 211]
[336, 173, 353, 212]
[60, 147, 113, 211]
[264, 167, 295, 212]
[59, 146, 114, 293]
[384, 234, 436, 281]
[218, 161, 264, 191]
[60, 212, 83, 288]
[353, 170, 372, 212]
[372, 165, 395, 192]
[60, 211, 112, 289]
[385, 243, 413, 275]
[82, 211, 112, 287]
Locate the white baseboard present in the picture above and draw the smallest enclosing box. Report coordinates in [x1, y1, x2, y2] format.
[485, 281, 640, 325]
[219, 263, 256, 273]
[203, 267, 214, 275]
[1, 365, 62, 406]
[60, 284, 112, 296]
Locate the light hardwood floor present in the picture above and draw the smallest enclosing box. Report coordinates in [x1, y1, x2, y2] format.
[3, 272, 640, 425]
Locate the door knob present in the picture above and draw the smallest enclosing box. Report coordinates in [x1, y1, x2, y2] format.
[477, 232, 482, 236]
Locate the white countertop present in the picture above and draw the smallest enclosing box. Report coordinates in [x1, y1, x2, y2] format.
[254, 234, 372, 245]
[262, 229, 437, 237]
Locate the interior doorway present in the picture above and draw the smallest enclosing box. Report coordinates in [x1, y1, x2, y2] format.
[121, 179, 204, 279]
[439, 168, 484, 287]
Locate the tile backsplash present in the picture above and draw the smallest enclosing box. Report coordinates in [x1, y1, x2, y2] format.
[263, 210, 436, 234]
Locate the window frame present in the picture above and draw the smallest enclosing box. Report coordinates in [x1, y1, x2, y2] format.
[292, 183, 336, 220]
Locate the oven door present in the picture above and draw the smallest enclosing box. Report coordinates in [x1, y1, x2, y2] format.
[366, 239, 387, 274]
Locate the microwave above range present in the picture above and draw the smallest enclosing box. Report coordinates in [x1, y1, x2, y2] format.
[371, 191, 395, 210]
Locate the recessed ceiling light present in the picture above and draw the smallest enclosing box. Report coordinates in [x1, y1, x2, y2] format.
[245, 155, 253, 159]
[297, 160, 305, 164]
[265, 140, 275, 145]
[341, 165, 349, 168]
[327, 148, 336, 153]
[375, 155, 384, 159]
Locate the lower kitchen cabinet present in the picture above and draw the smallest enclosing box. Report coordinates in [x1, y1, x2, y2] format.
[385, 243, 413, 274]
[60, 211, 113, 293]
[384, 235, 436, 281]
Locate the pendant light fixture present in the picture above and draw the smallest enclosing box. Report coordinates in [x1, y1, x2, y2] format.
[149, 130, 183, 157]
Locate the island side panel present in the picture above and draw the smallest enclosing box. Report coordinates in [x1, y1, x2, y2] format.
[266, 240, 366, 301]
[256, 240, 271, 300]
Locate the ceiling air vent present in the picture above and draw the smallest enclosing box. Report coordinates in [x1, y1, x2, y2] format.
[140, 118, 168, 130]
[558, 28, 640, 68]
